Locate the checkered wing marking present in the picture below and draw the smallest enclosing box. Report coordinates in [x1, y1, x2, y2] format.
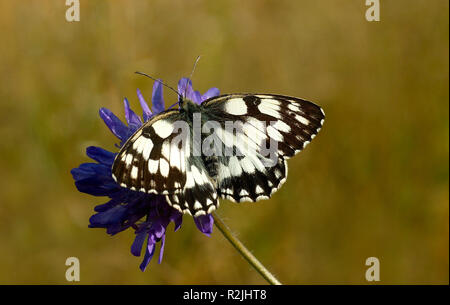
[111, 109, 219, 217]
[111, 110, 186, 195]
[201, 94, 325, 202]
[164, 158, 219, 217]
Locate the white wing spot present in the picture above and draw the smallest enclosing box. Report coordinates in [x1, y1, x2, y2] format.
[218, 164, 232, 180]
[257, 102, 282, 119]
[142, 137, 154, 160]
[224, 98, 248, 115]
[130, 166, 138, 179]
[191, 165, 206, 183]
[194, 210, 206, 217]
[161, 141, 171, 160]
[148, 159, 159, 174]
[169, 143, 181, 170]
[240, 157, 255, 174]
[207, 205, 216, 213]
[132, 137, 144, 154]
[273, 120, 291, 133]
[267, 126, 284, 142]
[193, 201, 203, 210]
[125, 154, 133, 166]
[275, 169, 282, 179]
[185, 170, 195, 188]
[266, 98, 281, 106]
[152, 120, 174, 138]
[240, 197, 253, 202]
[255, 185, 264, 194]
[295, 115, 310, 126]
[159, 158, 170, 177]
[239, 189, 249, 197]
[229, 156, 243, 176]
[288, 103, 300, 112]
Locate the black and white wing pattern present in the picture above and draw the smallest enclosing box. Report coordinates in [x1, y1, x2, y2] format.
[111, 92, 324, 217]
[112, 110, 184, 194]
[111, 109, 219, 216]
[201, 94, 324, 203]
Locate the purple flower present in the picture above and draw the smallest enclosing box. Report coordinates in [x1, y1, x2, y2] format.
[71, 78, 220, 271]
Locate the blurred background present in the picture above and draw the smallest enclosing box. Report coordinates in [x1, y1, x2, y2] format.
[0, 0, 447, 284]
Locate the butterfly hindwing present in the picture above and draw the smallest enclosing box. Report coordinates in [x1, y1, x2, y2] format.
[165, 157, 218, 217]
[215, 156, 288, 203]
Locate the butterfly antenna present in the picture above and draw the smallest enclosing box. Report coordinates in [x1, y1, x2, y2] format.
[183, 55, 202, 99]
[166, 100, 180, 110]
[135, 71, 181, 99]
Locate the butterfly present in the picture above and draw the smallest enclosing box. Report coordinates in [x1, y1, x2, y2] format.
[111, 91, 325, 217]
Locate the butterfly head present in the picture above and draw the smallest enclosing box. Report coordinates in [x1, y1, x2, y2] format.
[179, 95, 200, 113]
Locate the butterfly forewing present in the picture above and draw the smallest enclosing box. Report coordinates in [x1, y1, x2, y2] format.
[111, 109, 220, 216]
[111, 109, 186, 195]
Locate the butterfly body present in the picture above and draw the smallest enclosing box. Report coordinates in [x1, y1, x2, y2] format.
[112, 93, 325, 217]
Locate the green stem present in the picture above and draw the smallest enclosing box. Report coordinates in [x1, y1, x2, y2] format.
[213, 212, 282, 285]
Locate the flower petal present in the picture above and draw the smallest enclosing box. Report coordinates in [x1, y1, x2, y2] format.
[71, 161, 120, 196]
[202, 87, 220, 101]
[151, 220, 166, 240]
[99, 108, 132, 142]
[131, 230, 148, 257]
[171, 212, 183, 232]
[158, 234, 166, 264]
[192, 90, 202, 104]
[177, 78, 195, 99]
[71, 162, 112, 183]
[86, 146, 115, 165]
[70, 163, 101, 181]
[75, 177, 119, 197]
[151, 80, 165, 114]
[194, 214, 214, 236]
[89, 205, 127, 228]
[123, 98, 142, 131]
[93, 198, 121, 212]
[178, 78, 204, 104]
[137, 88, 152, 122]
[139, 239, 156, 271]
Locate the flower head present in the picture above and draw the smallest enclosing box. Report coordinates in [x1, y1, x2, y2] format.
[71, 78, 220, 271]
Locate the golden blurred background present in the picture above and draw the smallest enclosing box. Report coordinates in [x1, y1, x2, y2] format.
[0, 0, 447, 284]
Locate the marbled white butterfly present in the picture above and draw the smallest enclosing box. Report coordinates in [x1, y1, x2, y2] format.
[112, 90, 325, 217]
